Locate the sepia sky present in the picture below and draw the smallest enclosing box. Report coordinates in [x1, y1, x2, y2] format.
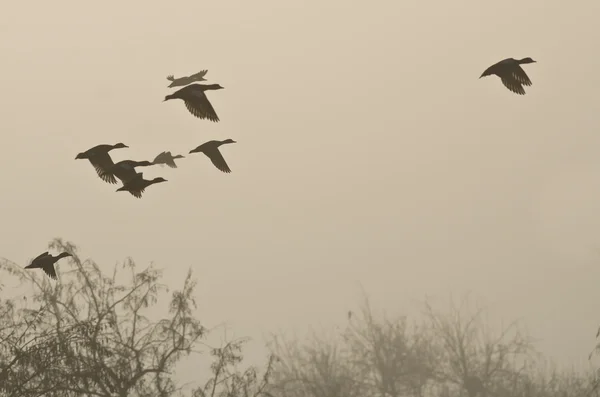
[2, 0, 600, 376]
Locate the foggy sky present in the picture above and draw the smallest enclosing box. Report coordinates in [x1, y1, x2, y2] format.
[2, 0, 600, 375]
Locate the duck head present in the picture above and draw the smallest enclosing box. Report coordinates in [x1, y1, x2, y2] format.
[519, 57, 536, 64]
[113, 143, 129, 149]
[163, 94, 175, 102]
[222, 139, 237, 144]
[206, 84, 224, 90]
[75, 152, 87, 160]
[151, 177, 168, 184]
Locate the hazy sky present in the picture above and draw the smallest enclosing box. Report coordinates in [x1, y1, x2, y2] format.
[2, 0, 600, 376]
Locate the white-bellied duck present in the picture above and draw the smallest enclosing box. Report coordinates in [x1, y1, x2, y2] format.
[480, 57, 536, 95]
[166, 70, 208, 88]
[101, 160, 155, 184]
[153, 151, 185, 168]
[189, 139, 236, 173]
[75, 143, 129, 184]
[164, 84, 224, 122]
[24, 251, 72, 280]
[116, 173, 167, 198]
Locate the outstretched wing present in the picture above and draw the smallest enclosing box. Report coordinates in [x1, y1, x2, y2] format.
[205, 148, 231, 173]
[42, 263, 58, 280]
[89, 153, 117, 184]
[165, 157, 178, 168]
[190, 70, 208, 80]
[500, 76, 526, 95]
[184, 90, 220, 122]
[127, 189, 144, 199]
[153, 151, 167, 164]
[511, 65, 532, 86]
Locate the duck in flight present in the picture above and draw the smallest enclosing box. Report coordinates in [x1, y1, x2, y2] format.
[166, 70, 208, 88]
[75, 143, 129, 184]
[189, 139, 236, 173]
[101, 160, 155, 184]
[116, 173, 168, 198]
[480, 57, 536, 95]
[153, 151, 185, 168]
[164, 84, 224, 122]
[25, 251, 72, 280]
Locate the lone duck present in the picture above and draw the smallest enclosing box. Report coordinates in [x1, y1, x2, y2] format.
[75, 143, 129, 184]
[164, 84, 224, 122]
[25, 251, 72, 280]
[166, 70, 208, 88]
[189, 139, 236, 173]
[101, 160, 155, 184]
[480, 57, 536, 95]
[153, 151, 185, 168]
[116, 173, 168, 198]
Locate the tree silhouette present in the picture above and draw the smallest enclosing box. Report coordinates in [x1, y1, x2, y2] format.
[0, 238, 274, 397]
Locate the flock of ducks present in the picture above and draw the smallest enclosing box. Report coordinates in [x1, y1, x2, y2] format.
[74, 70, 234, 200]
[25, 57, 536, 279]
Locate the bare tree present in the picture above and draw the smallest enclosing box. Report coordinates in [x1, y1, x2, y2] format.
[268, 329, 361, 397]
[422, 295, 535, 397]
[342, 294, 439, 397]
[0, 238, 274, 397]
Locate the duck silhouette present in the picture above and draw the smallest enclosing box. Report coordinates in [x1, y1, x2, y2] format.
[480, 57, 536, 95]
[166, 70, 208, 88]
[189, 139, 236, 173]
[116, 173, 168, 198]
[153, 151, 185, 168]
[75, 143, 129, 184]
[164, 84, 224, 122]
[25, 252, 72, 280]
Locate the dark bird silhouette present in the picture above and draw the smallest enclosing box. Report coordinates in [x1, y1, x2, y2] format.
[189, 139, 236, 173]
[153, 151, 185, 168]
[101, 160, 155, 184]
[25, 252, 72, 280]
[166, 70, 208, 88]
[116, 173, 167, 198]
[480, 57, 536, 95]
[164, 84, 224, 122]
[75, 143, 129, 184]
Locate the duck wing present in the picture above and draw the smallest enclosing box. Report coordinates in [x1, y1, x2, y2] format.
[500, 76, 526, 95]
[153, 152, 167, 163]
[89, 153, 117, 184]
[41, 263, 58, 280]
[190, 70, 208, 81]
[184, 91, 220, 122]
[127, 188, 144, 199]
[204, 148, 231, 173]
[165, 157, 178, 168]
[510, 65, 532, 86]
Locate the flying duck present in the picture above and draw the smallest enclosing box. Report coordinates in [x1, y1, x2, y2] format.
[153, 151, 185, 168]
[75, 143, 129, 184]
[164, 84, 224, 122]
[189, 139, 236, 173]
[25, 251, 72, 280]
[116, 173, 167, 198]
[166, 70, 208, 88]
[101, 160, 155, 184]
[480, 57, 536, 95]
